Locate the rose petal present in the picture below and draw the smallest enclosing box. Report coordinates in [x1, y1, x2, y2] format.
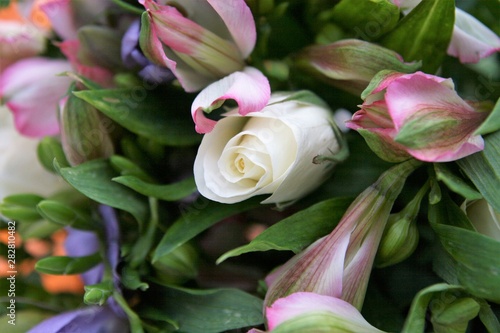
[191, 67, 270, 133]
[447, 8, 500, 63]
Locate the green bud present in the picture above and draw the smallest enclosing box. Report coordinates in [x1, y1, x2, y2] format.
[153, 242, 199, 285]
[84, 281, 114, 306]
[60, 90, 115, 166]
[37, 137, 70, 172]
[36, 200, 97, 230]
[375, 214, 419, 268]
[431, 297, 480, 333]
[0, 194, 44, 222]
[35, 253, 101, 275]
[18, 220, 63, 240]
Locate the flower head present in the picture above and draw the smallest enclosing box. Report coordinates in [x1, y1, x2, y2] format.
[347, 71, 489, 162]
[194, 91, 345, 205]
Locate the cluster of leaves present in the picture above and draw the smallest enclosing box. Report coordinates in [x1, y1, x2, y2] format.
[1, 0, 500, 332]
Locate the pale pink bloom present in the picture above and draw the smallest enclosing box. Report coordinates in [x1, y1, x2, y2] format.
[139, 0, 270, 133]
[392, 0, 500, 63]
[0, 57, 72, 137]
[347, 71, 488, 162]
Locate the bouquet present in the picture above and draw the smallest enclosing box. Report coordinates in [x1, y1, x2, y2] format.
[1, 0, 499, 332]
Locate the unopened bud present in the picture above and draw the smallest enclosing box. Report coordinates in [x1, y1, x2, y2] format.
[36, 200, 97, 230]
[59, 90, 114, 166]
[375, 213, 419, 268]
[153, 242, 199, 284]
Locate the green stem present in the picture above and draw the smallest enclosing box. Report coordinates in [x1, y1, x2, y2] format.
[113, 292, 144, 333]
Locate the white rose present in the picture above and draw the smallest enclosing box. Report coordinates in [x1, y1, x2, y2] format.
[462, 199, 500, 241]
[194, 92, 344, 205]
[0, 109, 68, 201]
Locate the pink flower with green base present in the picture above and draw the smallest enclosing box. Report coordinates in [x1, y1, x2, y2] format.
[347, 71, 489, 163]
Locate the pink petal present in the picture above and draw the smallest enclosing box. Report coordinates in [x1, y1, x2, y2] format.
[207, 0, 256, 58]
[58, 40, 114, 87]
[384, 73, 472, 131]
[407, 134, 484, 162]
[191, 67, 270, 133]
[266, 292, 381, 331]
[0, 57, 72, 137]
[447, 9, 500, 64]
[40, 0, 78, 41]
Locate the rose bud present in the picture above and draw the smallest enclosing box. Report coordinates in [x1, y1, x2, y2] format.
[346, 71, 490, 163]
[193, 91, 346, 205]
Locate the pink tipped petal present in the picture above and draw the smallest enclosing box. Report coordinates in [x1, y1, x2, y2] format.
[447, 9, 500, 63]
[191, 67, 270, 133]
[207, 0, 256, 58]
[40, 0, 78, 41]
[0, 57, 72, 137]
[266, 292, 383, 332]
[407, 134, 484, 162]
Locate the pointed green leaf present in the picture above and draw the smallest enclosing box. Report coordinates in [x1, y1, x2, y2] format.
[475, 97, 500, 136]
[113, 176, 197, 202]
[458, 130, 500, 213]
[74, 88, 200, 147]
[140, 285, 263, 333]
[35, 253, 101, 275]
[152, 198, 262, 263]
[217, 197, 352, 263]
[0, 194, 44, 222]
[381, 0, 455, 73]
[56, 159, 148, 224]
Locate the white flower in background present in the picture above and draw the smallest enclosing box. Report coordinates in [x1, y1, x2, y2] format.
[462, 199, 500, 241]
[194, 91, 345, 205]
[0, 108, 68, 200]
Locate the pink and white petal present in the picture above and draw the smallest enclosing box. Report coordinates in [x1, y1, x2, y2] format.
[191, 67, 270, 133]
[40, 0, 78, 41]
[384, 73, 473, 131]
[266, 292, 382, 331]
[407, 134, 484, 162]
[0, 57, 72, 137]
[447, 9, 500, 64]
[0, 22, 46, 72]
[207, 0, 256, 58]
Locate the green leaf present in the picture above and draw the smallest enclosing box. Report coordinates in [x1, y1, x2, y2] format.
[402, 283, 465, 333]
[478, 299, 500, 333]
[434, 164, 482, 201]
[35, 253, 101, 275]
[428, 188, 474, 230]
[74, 89, 201, 146]
[475, 98, 500, 136]
[329, 0, 399, 40]
[37, 137, 70, 172]
[17, 220, 63, 239]
[56, 159, 149, 224]
[152, 198, 262, 263]
[113, 176, 197, 202]
[381, 0, 455, 73]
[217, 197, 352, 263]
[140, 285, 263, 333]
[0, 194, 44, 222]
[432, 224, 500, 303]
[458, 130, 500, 213]
[36, 200, 98, 230]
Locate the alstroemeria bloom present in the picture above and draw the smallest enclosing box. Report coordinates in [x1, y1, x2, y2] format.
[194, 91, 345, 205]
[0, 0, 48, 72]
[264, 160, 420, 310]
[139, 0, 270, 133]
[462, 199, 500, 241]
[346, 71, 489, 163]
[0, 57, 72, 137]
[249, 292, 386, 333]
[392, 0, 500, 63]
